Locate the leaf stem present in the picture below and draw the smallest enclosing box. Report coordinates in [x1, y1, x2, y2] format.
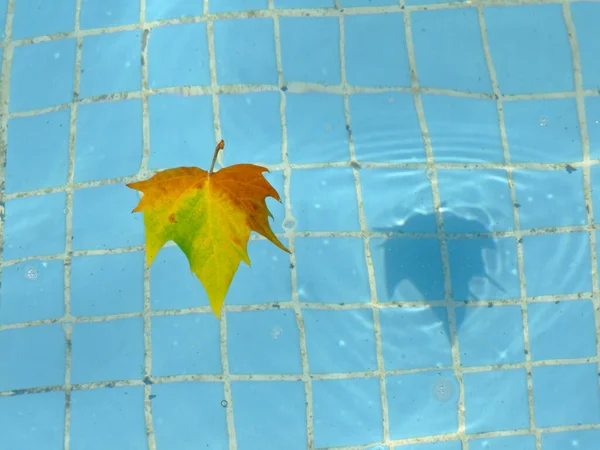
[208, 140, 225, 175]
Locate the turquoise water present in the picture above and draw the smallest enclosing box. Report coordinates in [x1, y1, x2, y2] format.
[0, 0, 599, 449]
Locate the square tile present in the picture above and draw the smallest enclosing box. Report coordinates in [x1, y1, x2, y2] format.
[585, 97, 600, 160]
[396, 442, 462, 450]
[591, 165, 600, 224]
[387, 371, 459, 439]
[213, 18, 277, 85]
[0, 325, 65, 391]
[522, 232, 592, 296]
[0, 260, 64, 325]
[0, 391, 66, 450]
[232, 381, 307, 450]
[470, 434, 536, 450]
[411, 9, 491, 93]
[10, 39, 76, 112]
[360, 169, 436, 232]
[344, 14, 410, 87]
[209, 0, 267, 12]
[422, 95, 503, 163]
[80, 0, 140, 29]
[70, 386, 147, 450]
[290, 168, 360, 231]
[280, 17, 340, 85]
[219, 92, 282, 166]
[148, 94, 215, 169]
[295, 237, 370, 304]
[75, 99, 143, 181]
[3, 192, 66, 260]
[151, 314, 221, 377]
[484, 5, 573, 94]
[145, 0, 202, 21]
[437, 169, 514, 233]
[532, 363, 600, 427]
[370, 237, 445, 302]
[71, 184, 144, 251]
[303, 309, 377, 373]
[6, 110, 70, 193]
[71, 252, 144, 317]
[380, 306, 452, 370]
[503, 99, 581, 163]
[349, 93, 425, 163]
[286, 93, 348, 164]
[541, 429, 600, 450]
[456, 306, 525, 366]
[447, 237, 520, 302]
[227, 310, 302, 374]
[571, 3, 600, 91]
[275, 0, 333, 6]
[70, 318, 144, 383]
[148, 23, 210, 89]
[12, 0, 75, 39]
[80, 31, 142, 98]
[528, 299, 597, 361]
[152, 382, 228, 449]
[313, 377, 383, 447]
[464, 369, 529, 433]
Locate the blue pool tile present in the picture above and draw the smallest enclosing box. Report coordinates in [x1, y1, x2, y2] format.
[232, 381, 307, 450]
[209, 0, 267, 12]
[75, 99, 143, 182]
[6, 109, 70, 193]
[80, 0, 139, 29]
[456, 306, 525, 367]
[152, 382, 228, 449]
[0, 325, 65, 390]
[344, 14, 410, 87]
[10, 40, 76, 112]
[571, 3, 600, 90]
[3, 192, 66, 260]
[447, 237, 520, 302]
[70, 386, 147, 450]
[71, 252, 144, 317]
[380, 307, 452, 370]
[396, 442, 462, 450]
[592, 165, 600, 224]
[532, 363, 600, 427]
[295, 237, 370, 304]
[0, 260, 64, 325]
[503, 99, 581, 163]
[71, 318, 144, 383]
[0, 391, 65, 449]
[514, 169, 586, 229]
[464, 369, 529, 433]
[422, 95, 503, 163]
[313, 377, 382, 447]
[349, 93, 425, 163]
[411, 9, 491, 93]
[72, 184, 144, 251]
[437, 169, 514, 233]
[145, 0, 202, 21]
[528, 300, 597, 361]
[214, 18, 277, 85]
[470, 435, 536, 450]
[585, 97, 600, 160]
[361, 170, 435, 233]
[148, 94, 215, 169]
[275, 0, 333, 7]
[227, 310, 302, 374]
[12, 0, 75, 39]
[541, 429, 600, 450]
[522, 232, 592, 296]
[286, 93, 348, 164]
[304, 309, 377, 373]
[80, 31, 142, 98]
[148, 23, 210, 89]
[483, 5, 573, 94]
[387, 370, 459, 439]
[280, 17, 340, 85]
[290, 168, 360, 232]
[151, 314, 221, 376]
[370, 237, 445, 302]
[219, 92, 282, 165]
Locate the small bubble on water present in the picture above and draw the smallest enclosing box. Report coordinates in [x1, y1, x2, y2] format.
[221, 400, 228, 407]
[25, 266, 38, 281]
[432, 377, 454, 402]
[271, 327, 282, 339]
[283, 218, 296, 229]
[540, 116, 548, 127]
[63, 208, 69, 214]
[62, 321, 74, 331]
[426, 170, 434, 179]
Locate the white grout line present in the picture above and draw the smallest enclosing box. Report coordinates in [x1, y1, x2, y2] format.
[403, 8, 469, 449]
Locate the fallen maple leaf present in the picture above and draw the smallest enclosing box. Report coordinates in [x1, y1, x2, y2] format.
[127, 140, 289, 318]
